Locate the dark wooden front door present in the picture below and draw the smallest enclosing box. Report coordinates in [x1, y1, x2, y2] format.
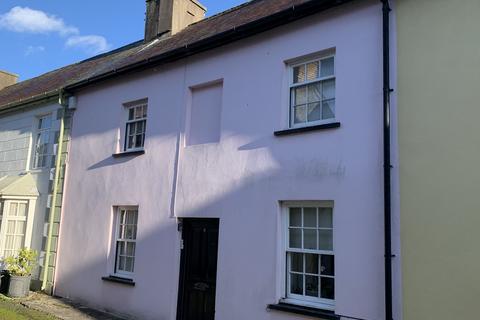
[177, 218, 219, 320]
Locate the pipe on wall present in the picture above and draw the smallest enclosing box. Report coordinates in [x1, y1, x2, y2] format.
[381, 1, 393, 320]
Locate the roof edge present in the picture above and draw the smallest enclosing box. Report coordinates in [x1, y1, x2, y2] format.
[66, 0, 355, 92]
[0, 90, 60, 115]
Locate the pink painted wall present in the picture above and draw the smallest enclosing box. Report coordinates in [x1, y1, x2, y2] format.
[55, 1, 397, 319]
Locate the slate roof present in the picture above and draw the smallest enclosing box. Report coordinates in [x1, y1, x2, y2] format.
[0, 0, 354, 112]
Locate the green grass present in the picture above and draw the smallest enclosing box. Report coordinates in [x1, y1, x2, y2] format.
[0, 299, 57, 320]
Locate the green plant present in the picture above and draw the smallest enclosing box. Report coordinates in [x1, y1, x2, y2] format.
[4, 248, 38, 277]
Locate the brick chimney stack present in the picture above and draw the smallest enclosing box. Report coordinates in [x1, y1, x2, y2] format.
[0, 70, 18, 90]
[145, 0, 206, 42]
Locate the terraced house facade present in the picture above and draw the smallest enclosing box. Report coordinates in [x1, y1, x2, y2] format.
[0, 0, 411, 319]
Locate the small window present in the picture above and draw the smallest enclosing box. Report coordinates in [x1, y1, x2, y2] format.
[284, 203, 334, 309]
[114, 207, 138, 277]
[32, 114, 52, 168]
[289, 55, 335, 128]
[124, 103, 147, 151]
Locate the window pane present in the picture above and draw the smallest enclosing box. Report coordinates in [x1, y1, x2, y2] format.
[321, 57, 334, 77]
[319, 230, 333, 251]
[135, 134, 143, 148]
[306, 62, 319, 81]
[318, 208, 333, 228]
[294, 105, 307, 124]
[118, 242, 125, 255]
[142, 105, 148, 118]
[307, 103, 321, 122]
[304, 229, 317, 250]
[125, 257, 134, 272]
[308, 83, 321, 103]
[118, 256, 126, 272]
[128, 108, 135, 120]
[290, 273, 303, 295]
[322, 80, 335, 100]
[290, 253, 303, 272]
[39, 116, 52, 130]
[303, 208, 316, 227]
[7, 221, 15, 233]
[321, 255, 334, 276]
[305, 253, 319, 274]
[289, 228, 302, 248]
[15, 221, 25, 234]
[126, 211, 136, 224]
[289, 208, 302, 227]
[125, 226, 134, 239]
[14, 235, 23, 250]
[321, 277, 335, 300]
[136, 121, 144, 134]
[128, 122, 136, 136]
[17, 203, 27, 217]
[322, 100, 335, 120]
[126, 242, 136, 256]
[127, 135, 134, 149]
[305, 275, 319, 297]
[9, 203, 17, 216]
[293, 65, 306, 84]
[293, 86, 307, 106]
[5, 235, 13, 250]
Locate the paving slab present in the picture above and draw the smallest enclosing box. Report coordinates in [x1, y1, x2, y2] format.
[20, 292, 127, 320]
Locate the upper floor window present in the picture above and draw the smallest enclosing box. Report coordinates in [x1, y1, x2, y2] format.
[124, 103, 147, 151]
[32, 114, 52, 169]
[284, 202, 335, 310]
[289, 55, 335, 128]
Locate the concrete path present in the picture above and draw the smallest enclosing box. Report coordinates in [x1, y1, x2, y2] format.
[20, 292, 127, 320]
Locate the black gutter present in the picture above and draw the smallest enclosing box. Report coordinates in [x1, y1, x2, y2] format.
[65, 0, 355, 92]
[381, 1, 393, 320]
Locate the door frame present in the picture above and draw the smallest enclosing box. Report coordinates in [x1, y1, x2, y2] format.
[176, 218, 220, 320]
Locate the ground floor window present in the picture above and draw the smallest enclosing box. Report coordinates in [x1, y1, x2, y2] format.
[113, 207, 138, 278]
[0, 199, 35, 258]
[284, 202, 334, 310]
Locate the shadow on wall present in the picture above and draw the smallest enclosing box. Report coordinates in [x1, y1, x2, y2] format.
[54, 130, 379, 320]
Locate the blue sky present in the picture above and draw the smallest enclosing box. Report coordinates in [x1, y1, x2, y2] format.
[0, 1, 246, 81]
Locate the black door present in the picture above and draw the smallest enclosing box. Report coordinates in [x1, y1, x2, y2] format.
[177, 218, 219, 320]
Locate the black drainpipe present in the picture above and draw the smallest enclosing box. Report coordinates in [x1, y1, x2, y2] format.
[381, 1, 393, 320]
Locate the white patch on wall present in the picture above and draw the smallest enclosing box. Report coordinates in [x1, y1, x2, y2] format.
[186, 81, 223, 146]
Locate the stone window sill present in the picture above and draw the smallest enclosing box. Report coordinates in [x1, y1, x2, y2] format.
[267, 303, 339, 320]
[101, 276, 135, 286]
[274, 122, 340, 137]
[112, 149, 145, 158]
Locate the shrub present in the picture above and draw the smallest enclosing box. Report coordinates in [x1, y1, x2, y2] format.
[4, 248, 38, 277]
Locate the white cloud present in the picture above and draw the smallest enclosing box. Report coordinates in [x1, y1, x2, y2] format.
[65, 35, 111, 55]
[0, 6, 112, 56]
[25, 45, 45, 56]
[0, 6, 78, 35]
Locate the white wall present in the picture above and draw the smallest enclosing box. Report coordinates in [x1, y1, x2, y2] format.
[56, 1, 397, 319]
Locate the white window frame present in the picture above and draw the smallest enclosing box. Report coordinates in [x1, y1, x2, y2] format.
[288, 54, 336, 129]
[112, 206, 138, 279]
[0, 197, 36, 258]
[280, 201, 335, 311]
[32, 114, 52, 169]
[123, 101, 148, 152]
